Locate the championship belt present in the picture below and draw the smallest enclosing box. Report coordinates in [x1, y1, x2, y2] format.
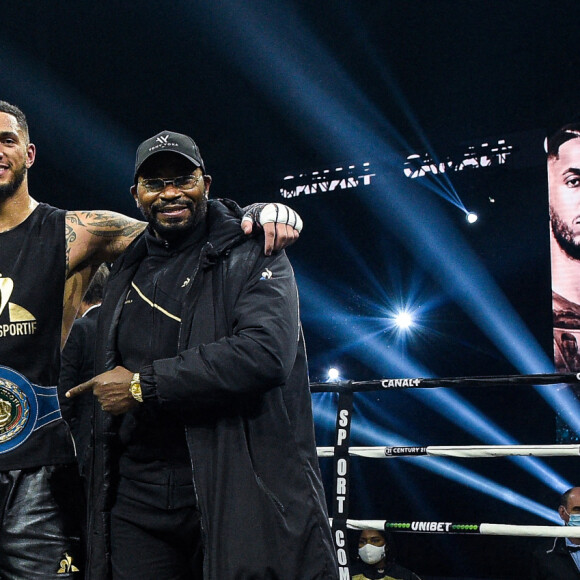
[0, 366, 62, 454]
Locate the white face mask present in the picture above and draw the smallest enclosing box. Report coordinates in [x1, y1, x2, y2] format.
[358, 543, 385, 565]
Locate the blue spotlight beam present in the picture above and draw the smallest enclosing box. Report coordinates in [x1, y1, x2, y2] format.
[197, 0, 580, 486]
[304, 273, 571, 492]
[313, 401, 564, 523]
[357, 387, 570, 493]
[197, 0, 562, 403]
[340, 4, 467, 210]
[0, 43, 136, 211]
[191, 1, 468, 213]
[187, 0, 412, 160]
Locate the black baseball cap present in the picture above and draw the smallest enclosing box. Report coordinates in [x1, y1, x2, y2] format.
[134, 130, 205, 180]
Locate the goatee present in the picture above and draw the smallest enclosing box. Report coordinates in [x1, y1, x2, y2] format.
[551, 206, 580, 262]
[143, 197, 208, 239]
[0, 164, 27, 201]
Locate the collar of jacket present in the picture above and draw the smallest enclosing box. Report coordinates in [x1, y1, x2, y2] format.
[547, 536, 578, 555]
[143, 220, 205, 255]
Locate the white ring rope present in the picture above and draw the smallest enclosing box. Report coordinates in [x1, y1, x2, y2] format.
[323, 376, 580, 563]
[340, 520, 580, 538]
[318, 444, 580, 458]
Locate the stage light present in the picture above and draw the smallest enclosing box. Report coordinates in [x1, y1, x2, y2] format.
[394, 311, 413, 329]
[189, 0, 580, 493]
[301, 271, 571, 491]
[466, 212, 478, 223]
[327, 367, 340, 381]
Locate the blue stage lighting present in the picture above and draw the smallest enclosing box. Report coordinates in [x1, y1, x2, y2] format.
[189, 0, 580, 495]
[327, 368, 340, 381]
[300, 271, 578, 490]
[301, 271, 570, 491]
[466, 211, 478, 223]
[0, 43, 136, 211]
[300, 269, 572, 491]
[355, 387, 570, 493]
[394, 311, 413, 329]
[313, 400, 564, 523]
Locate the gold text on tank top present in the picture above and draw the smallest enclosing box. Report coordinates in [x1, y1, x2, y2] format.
[0, 275, 37, 338]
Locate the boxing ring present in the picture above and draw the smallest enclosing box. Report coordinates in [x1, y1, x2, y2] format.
[311, 372, 580, 577]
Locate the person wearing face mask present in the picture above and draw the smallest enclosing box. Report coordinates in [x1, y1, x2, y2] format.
[531, 487, 580, 579]
[351, 529, 421, 580]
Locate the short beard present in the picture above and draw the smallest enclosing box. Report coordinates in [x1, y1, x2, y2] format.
[551, 206, 580, 261]
[143, 196, 208, 239]
[0, 164, 26, 201]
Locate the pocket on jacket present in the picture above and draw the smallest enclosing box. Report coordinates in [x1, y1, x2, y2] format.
[254, 473, 287, 516]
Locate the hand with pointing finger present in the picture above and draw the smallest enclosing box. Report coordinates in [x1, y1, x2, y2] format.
[66, 365, 138, 415]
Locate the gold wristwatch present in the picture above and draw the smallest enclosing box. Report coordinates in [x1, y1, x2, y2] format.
[129, 372, 143, 403]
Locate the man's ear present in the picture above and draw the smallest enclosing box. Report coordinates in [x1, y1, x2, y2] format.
[26, 143, 36, 168]
[558, 505, 568, 522]
[203, 174, 212, 197]
[130, 185, 140, 207]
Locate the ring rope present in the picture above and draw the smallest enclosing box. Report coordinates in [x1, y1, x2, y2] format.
[310, 372, 580, 392]
[317, 444, 580, 458]
[341, 519, 580, 538]
[321, 372, 580, 578]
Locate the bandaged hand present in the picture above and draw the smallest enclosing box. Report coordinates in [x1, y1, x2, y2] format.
[241, 203, 303, 255]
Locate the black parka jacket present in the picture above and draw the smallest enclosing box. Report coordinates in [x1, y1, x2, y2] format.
[531, 536, 580, 579]
[85, 199, 338, 579]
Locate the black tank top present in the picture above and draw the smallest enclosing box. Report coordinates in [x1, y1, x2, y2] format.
[0, 203, 76, 469]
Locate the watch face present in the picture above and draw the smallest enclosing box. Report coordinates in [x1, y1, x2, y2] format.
[130, 377, 143, 402]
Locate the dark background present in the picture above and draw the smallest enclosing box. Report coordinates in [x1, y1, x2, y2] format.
[3, 2, 580, 577]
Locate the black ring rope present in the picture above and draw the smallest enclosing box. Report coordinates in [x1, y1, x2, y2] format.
[310, 372, 580, 392]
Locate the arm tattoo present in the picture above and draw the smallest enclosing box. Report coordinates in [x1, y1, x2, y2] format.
[64, 220, 77, 273]
[65, 211, 146, 273]
[66, 211, 145, 238]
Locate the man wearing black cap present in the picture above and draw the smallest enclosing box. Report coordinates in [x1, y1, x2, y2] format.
[0, 99, 302, 579]
[68, 130, 337, 579]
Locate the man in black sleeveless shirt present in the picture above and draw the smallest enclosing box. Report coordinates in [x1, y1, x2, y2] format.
[0, 100, 303, 579]
[67, 132, 337, 579]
